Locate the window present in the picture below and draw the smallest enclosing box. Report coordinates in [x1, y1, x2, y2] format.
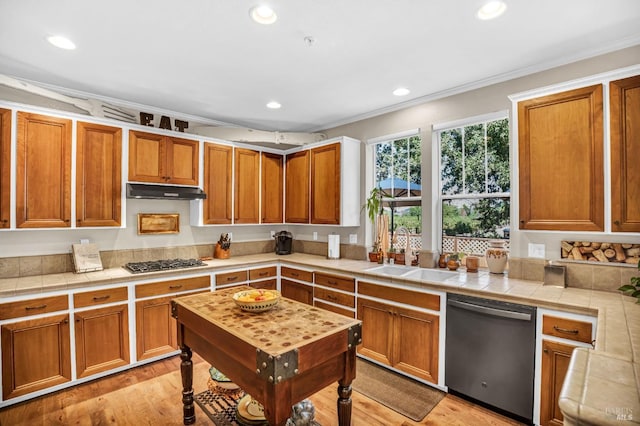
[370, 130, 422, 254]
[436, 114, 510, 256]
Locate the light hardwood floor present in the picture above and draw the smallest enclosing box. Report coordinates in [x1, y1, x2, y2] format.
[0, 354, 524, 426]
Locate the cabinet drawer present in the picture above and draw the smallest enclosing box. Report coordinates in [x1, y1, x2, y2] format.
[135, 276, 210, 298]
[250, 279, 277, 290]
[249, 266, 277, 280]
[314, 272, 355, 292]
[215, 270, 248, 285]
[542, 315, 593, 344]
[358, 281, 440, 311]
[0, 295, 69, 320]
[314, 287, 355, 308]
[314, 300, 355, 318]
[74, 287, 128, 308]
[281, 266, 313, 283]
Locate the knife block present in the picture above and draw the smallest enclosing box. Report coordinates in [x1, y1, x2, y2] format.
[214, 243, 230, 259]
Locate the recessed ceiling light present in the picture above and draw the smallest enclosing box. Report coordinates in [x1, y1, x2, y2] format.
[477, 1, 507, 20]
[250, 5, 277, 24]
[393, 87, 410, 96]
[46, 35, 76, 50]
[266, 101, 281, 109]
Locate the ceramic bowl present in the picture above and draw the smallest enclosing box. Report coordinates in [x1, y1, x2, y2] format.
[232, 290, 280, 312]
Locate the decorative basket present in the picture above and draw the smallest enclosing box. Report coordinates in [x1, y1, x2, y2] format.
[232, 290, 280, 313]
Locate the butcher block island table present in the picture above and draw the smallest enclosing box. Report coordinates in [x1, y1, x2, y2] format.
[171, 286, 362, 425]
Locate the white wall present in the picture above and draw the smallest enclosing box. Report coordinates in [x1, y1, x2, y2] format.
[320, 45, 640, 259]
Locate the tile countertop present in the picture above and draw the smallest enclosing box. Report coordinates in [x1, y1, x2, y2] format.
[1, 252, 638, 424]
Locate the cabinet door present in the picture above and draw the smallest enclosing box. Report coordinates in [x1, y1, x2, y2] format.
[1, 314, 71, 399]
[356, 298, 394, 366]
[166, 136, 198, 185]
[234, 148, 260, 223]
[0, 108, 10, 228]
[280, 279, 313, 305]
[135, 295, 177, 361]
[261, 152, 283, 223]
[540, 340, 576, 426]
[74, 304, 129, 378]
[518, 85, 604, 231]
[310, 142, 340, 224]
[610, 74, 640, 232]
[285, 150, 310, 223]
[203, 143, 232, 224]
[76, 121, 122, 227]
[16, 112, 72, 228]
[394, 305, 439, 383]
[128, 130, 165, 183]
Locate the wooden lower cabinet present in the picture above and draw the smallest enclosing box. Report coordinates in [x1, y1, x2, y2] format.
[540, 339, 577, 426]
[280, 279, 313, 305]
[1, 314, 71, 399]
[357, 298, 439, 384]
[135, 295, 178, 361]
[74, 304, 130, 378]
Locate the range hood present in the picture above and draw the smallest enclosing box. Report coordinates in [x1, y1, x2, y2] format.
[126, 183, 207, 200]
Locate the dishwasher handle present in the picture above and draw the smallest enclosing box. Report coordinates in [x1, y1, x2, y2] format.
[448, 299, 532, 321]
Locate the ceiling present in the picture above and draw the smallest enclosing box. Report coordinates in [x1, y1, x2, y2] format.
[1, 0, 639, 133]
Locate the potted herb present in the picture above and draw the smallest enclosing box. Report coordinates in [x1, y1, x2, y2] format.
[618, 261, 640, 303]
[363, 187, 384, 262]
[395, 248, 406, 265]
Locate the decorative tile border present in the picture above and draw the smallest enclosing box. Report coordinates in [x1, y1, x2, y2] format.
[561, 241, 640, 265]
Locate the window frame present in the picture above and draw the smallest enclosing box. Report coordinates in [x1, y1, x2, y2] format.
[433, 111, 510, 252]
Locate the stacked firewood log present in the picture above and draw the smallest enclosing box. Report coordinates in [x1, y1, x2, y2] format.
[561, 241, 640, 265]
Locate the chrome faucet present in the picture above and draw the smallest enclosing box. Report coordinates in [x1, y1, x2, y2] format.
[394, 226, 412, 266]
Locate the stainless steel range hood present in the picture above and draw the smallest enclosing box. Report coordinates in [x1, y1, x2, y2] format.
[126, 183, 206, 200]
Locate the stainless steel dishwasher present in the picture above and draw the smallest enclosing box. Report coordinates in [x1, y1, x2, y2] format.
[445, 293, 536, 424]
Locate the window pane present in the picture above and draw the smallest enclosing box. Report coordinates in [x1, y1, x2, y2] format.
[393, 138, 409, 193]
[375, 142, 393, 183]
[442, 198, 510, 238]
[440, 129, 462, 195]
[409, 135, 421, 187]
[486, 118, 510, 193]
[463, 124, 486, 194]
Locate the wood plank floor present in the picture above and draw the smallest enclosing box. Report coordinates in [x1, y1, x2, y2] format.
[0, 354, 524, 426]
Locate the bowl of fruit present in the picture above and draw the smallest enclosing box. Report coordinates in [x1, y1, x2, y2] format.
[232, 289, 280, 313]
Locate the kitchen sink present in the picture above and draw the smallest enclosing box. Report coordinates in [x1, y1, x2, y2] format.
[402, 268, 458, 282]
[364, 264, 415, 276]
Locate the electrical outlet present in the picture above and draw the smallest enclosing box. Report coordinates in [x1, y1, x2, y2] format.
[80, 239, 89, 244]
[270, 230, 275, 238]
[313, 232, 318, 240]
[349, 234, 357, 244]
[528, 243, 545, 258]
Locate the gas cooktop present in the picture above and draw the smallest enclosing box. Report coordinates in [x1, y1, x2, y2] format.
[124, 258, 206, 274]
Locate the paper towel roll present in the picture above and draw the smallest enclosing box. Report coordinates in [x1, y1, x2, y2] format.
[327, 234, 340, 259]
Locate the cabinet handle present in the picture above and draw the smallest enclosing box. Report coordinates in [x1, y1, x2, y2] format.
[326, 295, 337, 301]
[614, 220, 621, 226]
[553, 325, 579, 335]
[259, 272, 268, 276]
[25, 304, 47, 311]
[226, 276, 238, 281]
[92, 295, 110, 301]
[543, 348, 548, 353]
[327, 280, 337, 285]
[291, 272, 299, 277]
[169, 284, 183, 289]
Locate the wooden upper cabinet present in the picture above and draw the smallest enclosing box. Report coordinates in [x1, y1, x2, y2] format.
[518, 84, 604, 231]
[16, 112, 72, 228]
[261, 152, 283, 223]
[203, 142, 232, 224]
[311, 142, 340, 224]
[128, 130, 198, 185]
[610, 74, 640, 232]
[285, 150, 310, 223]
[234, 148, 260, 223]
[0, 108, 10, 228]
[76, 121, 122, 227]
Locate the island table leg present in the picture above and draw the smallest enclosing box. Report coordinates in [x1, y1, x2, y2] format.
[180, 345, 195, 425]
[337, 347, 357, 426]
